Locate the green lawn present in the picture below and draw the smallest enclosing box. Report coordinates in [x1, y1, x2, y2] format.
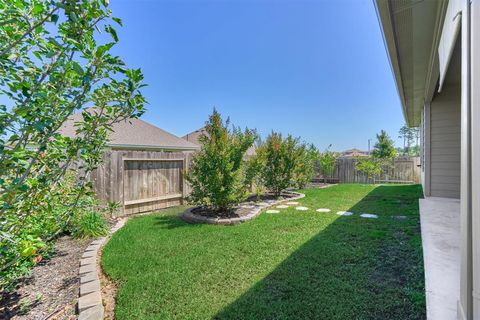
[102, 184, 425, 320]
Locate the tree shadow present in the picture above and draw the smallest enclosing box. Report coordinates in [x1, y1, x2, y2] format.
[153, 214, 193, 230]
[213, 185, 425, 320]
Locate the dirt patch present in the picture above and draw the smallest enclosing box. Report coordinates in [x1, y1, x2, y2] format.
[98, 251, 117, 320]
[0, 236, 90, 320]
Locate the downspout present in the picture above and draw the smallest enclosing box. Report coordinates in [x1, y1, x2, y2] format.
[459, 0, 473, 318]
[470, 1, 480, 318]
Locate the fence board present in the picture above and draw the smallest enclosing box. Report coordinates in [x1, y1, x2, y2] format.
[90, 149, 193, 216]
[315, 157, 421, 184]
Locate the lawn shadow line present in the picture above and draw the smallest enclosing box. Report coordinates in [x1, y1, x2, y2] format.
[213, 185, 425, 320]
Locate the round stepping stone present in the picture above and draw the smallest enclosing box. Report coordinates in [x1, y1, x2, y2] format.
[286, 202, 299, 205]
[393, 215, 408, 220]
[360, 213, 378, 219]
[316, 208, 331, 213]
[266, 210, 280, 214]
[276, 205, 289, 209]
[295, 206, 309, 211]
[336, 211, 353, 216]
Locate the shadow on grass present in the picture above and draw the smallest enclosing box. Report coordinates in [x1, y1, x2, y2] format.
[213, 185, 425, 320]
[153, 215, 191, 229]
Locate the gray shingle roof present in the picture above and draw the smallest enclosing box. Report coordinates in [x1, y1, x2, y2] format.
[59, 111, 199, 150]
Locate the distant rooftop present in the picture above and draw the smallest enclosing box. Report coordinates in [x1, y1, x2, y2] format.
[59, 109, 199, 151]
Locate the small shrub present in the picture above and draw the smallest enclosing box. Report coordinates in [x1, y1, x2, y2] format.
[318, 146, 338, 183]
[186, 110, 256, 212]
[258, 132, 302, 196]
[293, 143, 319, 188]
[355, 157, 382, 183]
[71, 211, 109, 239]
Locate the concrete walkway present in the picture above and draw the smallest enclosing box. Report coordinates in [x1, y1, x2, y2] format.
[419, 197, 460, 320]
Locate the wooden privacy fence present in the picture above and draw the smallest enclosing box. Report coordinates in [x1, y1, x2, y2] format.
[90, 149, 193, 216]
[315, 157, 421, 184]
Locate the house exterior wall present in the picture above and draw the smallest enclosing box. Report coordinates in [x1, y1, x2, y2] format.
[428, 83, 461, 198]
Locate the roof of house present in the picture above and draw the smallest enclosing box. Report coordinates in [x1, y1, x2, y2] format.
[375, 0, 448, 126]
[59, 111, 200, 151]
[341, 148, 369, 157]
[183, 127, 257, 156]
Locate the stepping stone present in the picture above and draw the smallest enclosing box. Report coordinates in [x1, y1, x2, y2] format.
[257, 202, 269, 206]
[241, 205, 255, 209]
[316, 208, 331, 213]
[393, 215, 408, 220]
[266, 210, 280, 214]
[276, 205, 289, 209]
[295, 206, 309, 211]
[336, 211, 353, 216]
[360, 213, 378, 219]
[286, 202, 299, 205]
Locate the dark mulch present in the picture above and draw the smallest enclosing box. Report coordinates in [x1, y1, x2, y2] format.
[191, 192, 299, 218]
[0, 236, 90, 320]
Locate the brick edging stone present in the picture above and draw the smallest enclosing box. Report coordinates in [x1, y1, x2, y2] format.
[181, 191, 305, 225]
[77, 218, 126, 320]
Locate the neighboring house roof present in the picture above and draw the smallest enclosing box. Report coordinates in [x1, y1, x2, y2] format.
[59, 111, 200, 151]
[183, 127, 257, 156]
[341, 148, 369, 158]
[374, 0, 448, 126]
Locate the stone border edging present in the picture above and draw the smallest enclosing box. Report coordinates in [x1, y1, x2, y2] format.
[77, 218, 126, 320]
[180, 191, 305, 225]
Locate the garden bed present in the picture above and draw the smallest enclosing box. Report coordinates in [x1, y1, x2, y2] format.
[0, 236, 90, 320]
[181, 191, 305, 225]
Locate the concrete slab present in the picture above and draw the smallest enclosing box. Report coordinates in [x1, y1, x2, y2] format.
[419, 197, 460, 320]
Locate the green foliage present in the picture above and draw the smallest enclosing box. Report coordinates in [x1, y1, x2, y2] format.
[243, 152, 263, 194]
[318, 145, 338, 182]
[105, 201, 121, 217]
[355, 157, 383, 182]
[257, 132, 302, 196]
[70, 210, 109, 239]
[0, 0, 145, 287]
[398, 124, 420, 156]
[186, 110, 256, 212]
[371, 130, 397, 160]
[293, 143, 319, 188]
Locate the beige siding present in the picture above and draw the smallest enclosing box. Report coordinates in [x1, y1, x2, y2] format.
[429, 84, 461, 198]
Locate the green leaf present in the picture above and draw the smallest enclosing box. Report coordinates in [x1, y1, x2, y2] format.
[72, 62, 84, 75]
[105, 25, 118, 42]
[51, 14, 59, 23]
[112, 17, 123, 26]
[69, 12, 78, 23]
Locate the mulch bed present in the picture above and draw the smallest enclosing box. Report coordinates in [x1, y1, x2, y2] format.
[191, 192, 299, 219]
[0, 236, 90, 320]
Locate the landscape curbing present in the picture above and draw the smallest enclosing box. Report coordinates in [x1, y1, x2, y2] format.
[181, 191, 306, 225]
[77, 218, 126, 320]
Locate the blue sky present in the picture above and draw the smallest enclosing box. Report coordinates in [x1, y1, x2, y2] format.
[109, 0, 404, 151]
